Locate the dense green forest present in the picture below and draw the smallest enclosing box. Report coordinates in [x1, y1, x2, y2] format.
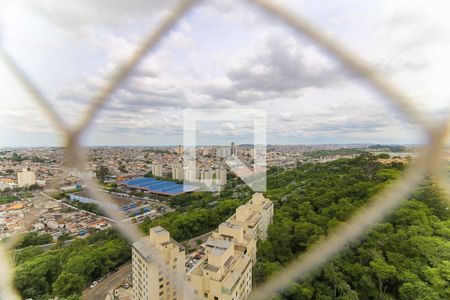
[305, 148, 364, 158]
[255, 154, 449, 299]
[139, 198, 243, 241]
[13, 229, 130, 300]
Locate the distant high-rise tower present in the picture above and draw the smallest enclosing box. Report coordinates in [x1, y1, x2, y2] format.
[231, 142, 236, 156]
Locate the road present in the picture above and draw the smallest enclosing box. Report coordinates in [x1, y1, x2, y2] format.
[82, 262, 131, 300]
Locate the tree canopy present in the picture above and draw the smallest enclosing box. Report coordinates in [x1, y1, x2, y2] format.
[13, 230, 130, 300]
[256, 155, 449, 300]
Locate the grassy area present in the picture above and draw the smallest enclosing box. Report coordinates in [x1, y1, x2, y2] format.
[0, 195, 19, 205]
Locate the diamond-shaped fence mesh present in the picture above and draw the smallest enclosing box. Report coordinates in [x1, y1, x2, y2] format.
[1, 0, 450, 299]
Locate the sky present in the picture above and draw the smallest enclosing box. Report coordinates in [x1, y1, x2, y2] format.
[1, 0, 450, 147]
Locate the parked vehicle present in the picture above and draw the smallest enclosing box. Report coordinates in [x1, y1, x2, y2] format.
[90, 281, 98, 288]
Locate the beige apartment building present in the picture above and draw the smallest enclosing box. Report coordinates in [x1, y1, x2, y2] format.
[210, 221, 257, 265]
[172, 164, 184, 180]
[17, 167, 36, 187]
[225, 193, 274, 241]
[188, 238, 253, 300]
[152, 164, 163, 177]
[132, 226, 185, 300]
[133, 194, 273, 300]
[187, 193, 273, 300]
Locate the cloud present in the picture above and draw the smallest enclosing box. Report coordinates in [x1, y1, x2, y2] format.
[1, 0, 443, 146]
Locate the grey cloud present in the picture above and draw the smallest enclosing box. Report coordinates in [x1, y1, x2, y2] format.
[203, 36, 340, 103]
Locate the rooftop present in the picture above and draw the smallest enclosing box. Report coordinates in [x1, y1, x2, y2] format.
[220, 222, 242, 229]
[222, 255, 251, 294]
[206, 238, 232, 256]
[133, 237, 154, 263]
[119, 177, 199, 196]
[153, 226, 168, 235]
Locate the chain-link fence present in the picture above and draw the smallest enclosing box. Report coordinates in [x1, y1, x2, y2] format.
[1, 0, 450, 299]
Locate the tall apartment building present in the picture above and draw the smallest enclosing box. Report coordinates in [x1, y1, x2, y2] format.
[132, 226, 185, 300]
[225, 193, 274, 240]
[172, 164, 183, 180]
[187, 194, 273, 300]
[216, 147, 231, 158]
[230, 142, 238, 156]
[184, 166, 197, 182]
[247, 193, 274, 240]
[210, 221, 257, 264]
[200, 169, 213, 182]
[188, 238, 253, 300]
[215, 168, 227, 186]
[17, 167, 36, 187]
[151, 164, 163, 177]
[133, 194, 273, 300]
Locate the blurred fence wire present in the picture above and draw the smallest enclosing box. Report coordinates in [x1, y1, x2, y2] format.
[1, 0, 450, 299]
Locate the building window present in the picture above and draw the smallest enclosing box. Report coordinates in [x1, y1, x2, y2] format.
[214, 297, 219, 300]
[204, 292, 208, 298]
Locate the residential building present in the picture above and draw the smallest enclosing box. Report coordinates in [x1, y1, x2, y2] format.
[17, 167, 36, 187]
[216, 147, 231, 158]
[152, 164, 163, 177]
[215, 168, 227, 186]
[188, 238, 253, 300]
[247, 193, 274, 240]
[210, 221, 257, 264]
[132, 194, 272, 300]
[184, 166, 197, 182]
[225, 193, 273, 241]
[133, 226, 185, 300]
[200, 169, 213, 183]
[172, 164, 183, 180]
[187, 194, 272, 300]
[0, 178, 15, 184]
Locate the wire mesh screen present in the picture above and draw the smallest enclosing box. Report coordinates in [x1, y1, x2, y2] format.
[1, 0, 450, 299]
